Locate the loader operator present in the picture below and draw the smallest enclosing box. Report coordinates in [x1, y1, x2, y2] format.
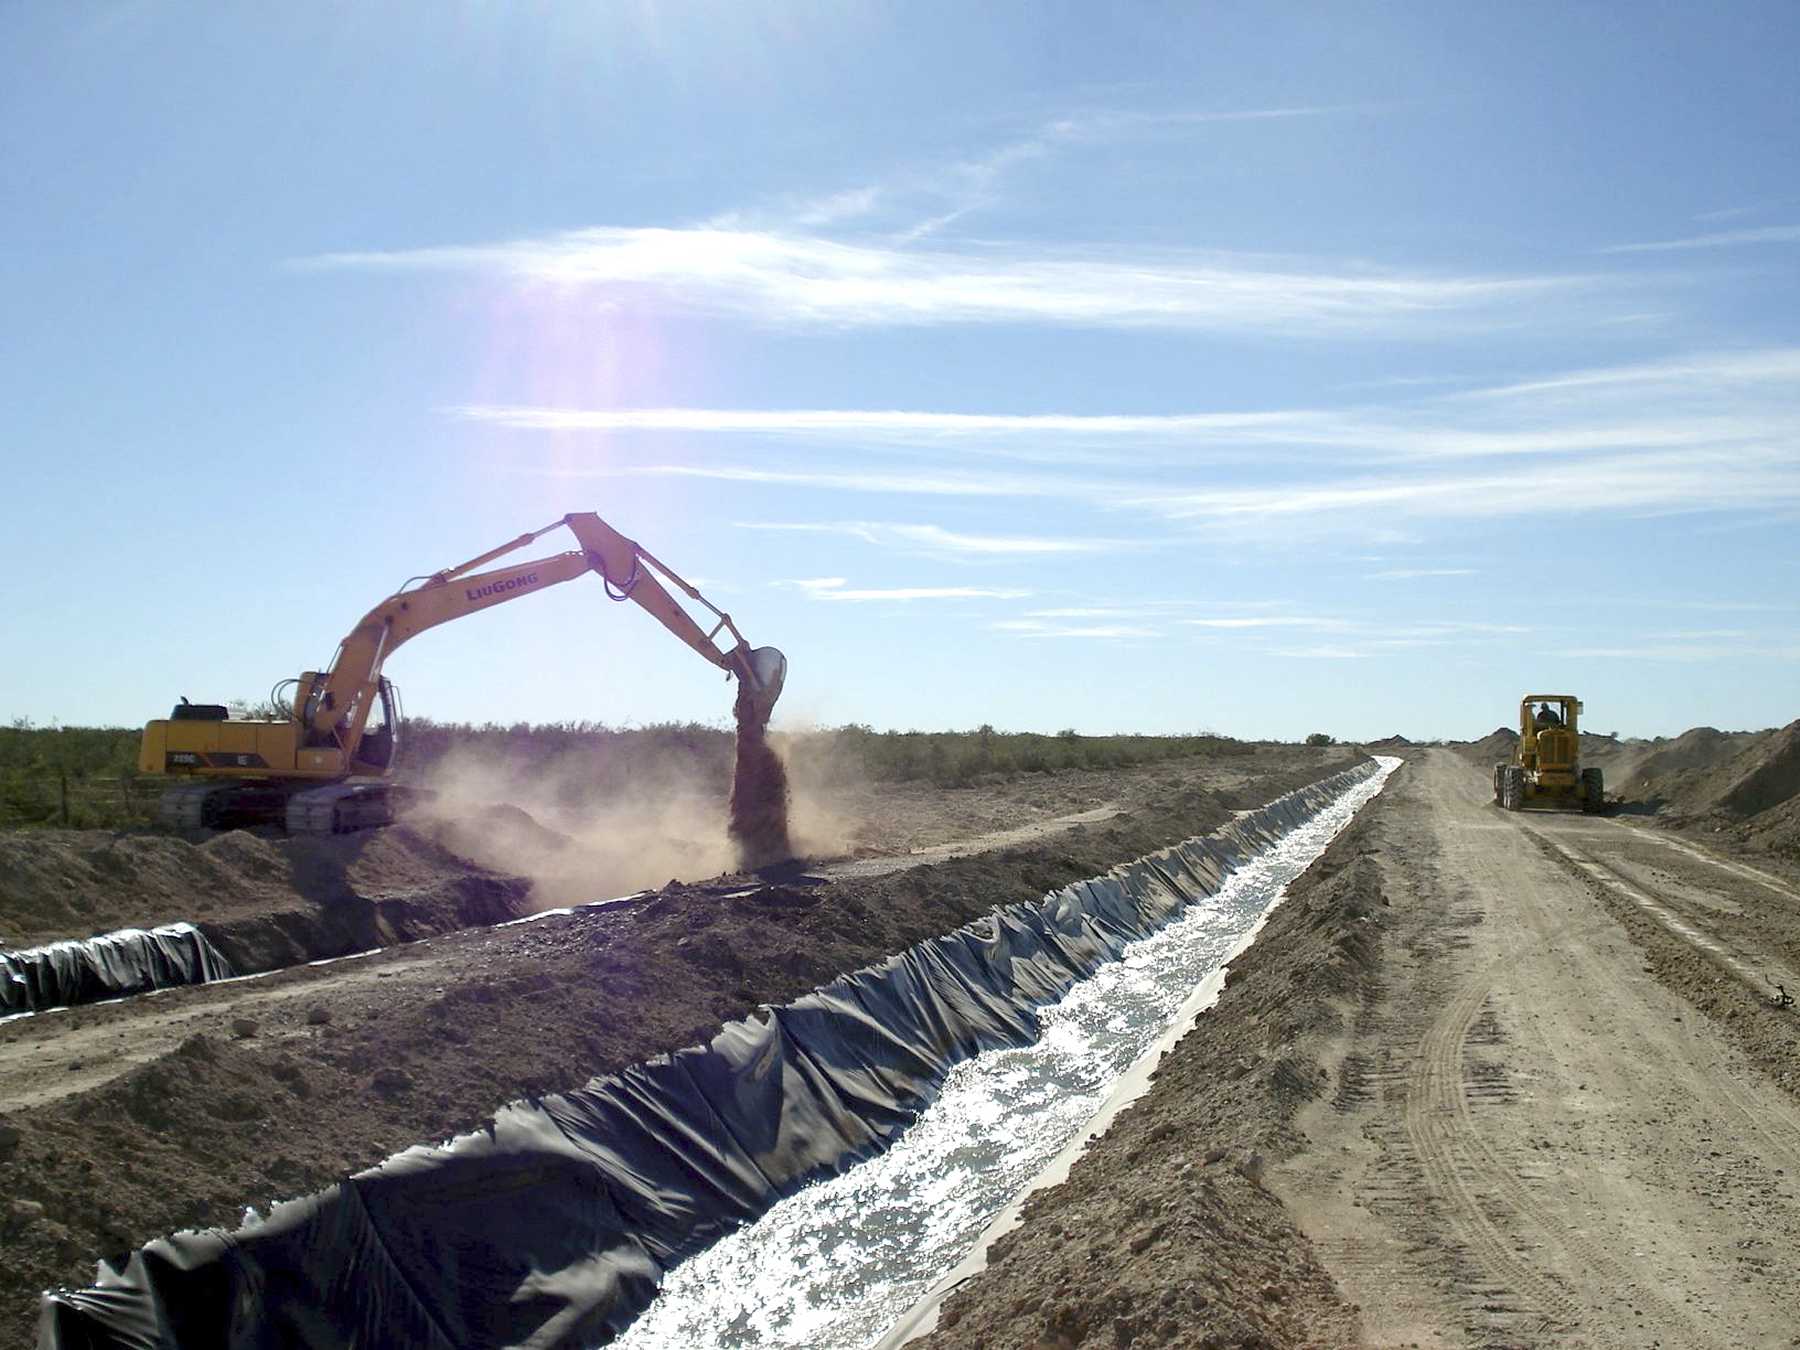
[1536, 702, 1561, 729]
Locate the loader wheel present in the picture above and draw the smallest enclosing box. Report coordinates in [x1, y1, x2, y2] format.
[1501, 765, 1525, 811]
[1493, 765, 1505, 805]
[1581, 767, 1604, 814]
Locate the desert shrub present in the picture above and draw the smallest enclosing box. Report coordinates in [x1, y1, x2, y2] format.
[0, 715, 1255, 828]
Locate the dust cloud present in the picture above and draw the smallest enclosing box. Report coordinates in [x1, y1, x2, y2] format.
[411, 716, 864, 910]
[771, 726, 862, 862]
[413, 748, 738, 911]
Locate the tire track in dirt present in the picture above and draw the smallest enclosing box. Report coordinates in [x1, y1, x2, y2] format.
[1403, 970, 1585, 1342]
[1524, 827, 1800, 1185]
[1283, 750, 1800, 1349]
[1526, 826, 1800, 1000]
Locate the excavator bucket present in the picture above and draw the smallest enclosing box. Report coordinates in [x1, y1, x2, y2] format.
[738, 645, 787, 723]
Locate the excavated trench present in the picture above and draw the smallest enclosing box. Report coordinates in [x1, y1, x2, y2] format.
[619, 759, 1397, 1349]
[41, 759, 1393, 1349]
[0, 872, 531, 1019]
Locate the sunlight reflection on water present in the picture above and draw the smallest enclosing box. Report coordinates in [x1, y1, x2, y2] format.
[615, 760, 1397, 1350]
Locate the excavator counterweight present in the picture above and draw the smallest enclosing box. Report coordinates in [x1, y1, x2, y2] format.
[140, 512, 785, 834]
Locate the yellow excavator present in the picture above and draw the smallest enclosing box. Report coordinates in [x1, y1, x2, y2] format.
[1493, 693, 1603, 814]
[139, 511, 786, 833]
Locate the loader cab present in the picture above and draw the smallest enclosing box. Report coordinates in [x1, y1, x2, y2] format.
[1519, 694, 1580, 777]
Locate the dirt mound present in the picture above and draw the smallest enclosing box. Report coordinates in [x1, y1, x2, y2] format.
[1614, 724, 1782, 814]
[0, 824, 525, 951]
[1456, 726, 1519, 765]
[1367, 733, 1413, 749]
[1629, 726, 1743, 780]
[1715, 721, 1800, 820]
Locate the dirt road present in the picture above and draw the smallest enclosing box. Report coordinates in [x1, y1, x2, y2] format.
[1281, 750, 1800, 1347]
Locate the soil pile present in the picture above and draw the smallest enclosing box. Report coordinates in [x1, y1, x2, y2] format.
[1457, 726, 1518, 765]
[1617, 720, 1800, 862]
[0, 825, 524, 951]
[1609, 723, 1780, 812]
[1700, 721, 1800, 820]
[728, 677, 793, 868]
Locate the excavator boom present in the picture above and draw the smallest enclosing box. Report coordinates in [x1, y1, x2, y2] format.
[139, 512, 785, 833]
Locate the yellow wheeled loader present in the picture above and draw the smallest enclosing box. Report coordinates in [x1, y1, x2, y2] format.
[1493, 694, 1603, 813]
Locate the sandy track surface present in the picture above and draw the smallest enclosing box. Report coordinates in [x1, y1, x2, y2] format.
[1280, 750, 1800, 1347]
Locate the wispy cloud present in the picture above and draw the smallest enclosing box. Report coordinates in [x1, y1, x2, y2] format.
[1600, 224, 1800, 254]
[735, 520, 1130, 557]
[778, 577, 1030, 603]
[1178, 616, 1356, 631]
[307, 226, 1596, 336]
[1270, 644, 1366, 660]
[593, 463, 1089, 498]
[788, 102, 1373, 242]
[1367, 567, 1477, 579]
[455, 403, 1309, 439]
[1562, 643, 1728, 662]
[513, 347, 1800, 535]
[1127, 445, 1800, 529]
[1462, 347, 1800, 400]
[457, 345, 1800, 467]
[993, 619, 1158, 639]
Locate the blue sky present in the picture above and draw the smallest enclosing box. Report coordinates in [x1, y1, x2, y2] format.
[3, 2, 1796, 741]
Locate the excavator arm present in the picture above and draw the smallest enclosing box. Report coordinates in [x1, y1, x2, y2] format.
[141, 510, 786, 831]
[301, 512, 786, 762]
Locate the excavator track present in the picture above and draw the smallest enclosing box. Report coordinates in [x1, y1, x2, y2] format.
[155, 783, 235, 831]
[157, 781, 426, 835]
[284, 783, 427, 835]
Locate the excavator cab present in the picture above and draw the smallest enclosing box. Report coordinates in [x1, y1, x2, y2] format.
[350, 678, 402, 774]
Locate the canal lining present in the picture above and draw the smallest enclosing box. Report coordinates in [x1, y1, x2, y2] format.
[39, 761, 1381, 1350]
[0, 924, 234, 1017]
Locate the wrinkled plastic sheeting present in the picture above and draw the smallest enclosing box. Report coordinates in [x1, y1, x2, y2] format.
[1, 923, 233, 1016]
[39, 761, 1379, 1350]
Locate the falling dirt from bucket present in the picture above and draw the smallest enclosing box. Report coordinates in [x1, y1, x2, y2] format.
[729, 678, 793, 870]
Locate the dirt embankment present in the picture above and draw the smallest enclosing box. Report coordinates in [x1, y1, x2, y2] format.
[0, 824, 532, 974]
[920, 772, 1389, 1350]
[0, 746, 1358, 1347]
[1600, 720, 1800, 868]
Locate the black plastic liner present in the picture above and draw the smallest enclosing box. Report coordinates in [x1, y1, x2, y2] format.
[1, 923, 235, 1017]
[39, 762, 1378, 1349]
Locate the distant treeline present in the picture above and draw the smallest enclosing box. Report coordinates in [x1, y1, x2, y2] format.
[0, 724, 155, 829]
[404, 719, 1253, 794]
[0, 717, 1255, 828]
